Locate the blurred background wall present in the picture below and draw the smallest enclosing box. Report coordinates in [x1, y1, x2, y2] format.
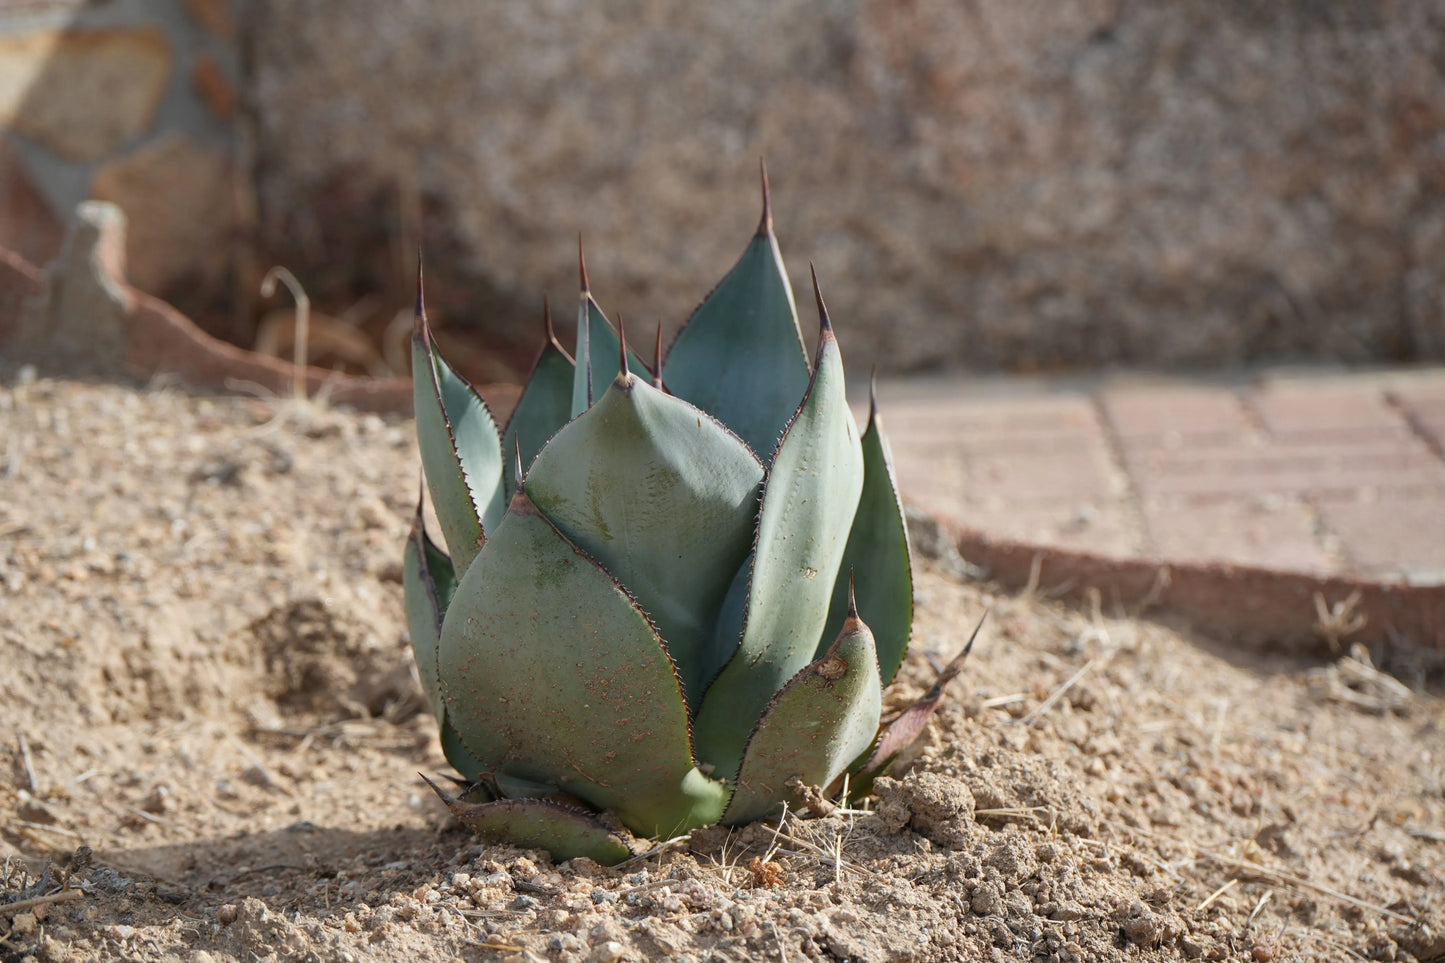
[4, 0, 1445, 377]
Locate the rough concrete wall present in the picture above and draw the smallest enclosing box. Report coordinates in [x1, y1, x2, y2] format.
[246, 1, 1445, 373]
[246, 3, 1445, 370]
[0, 0, 242, 333]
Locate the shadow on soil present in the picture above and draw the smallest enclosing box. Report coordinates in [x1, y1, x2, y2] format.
[98, 823, 449, 915]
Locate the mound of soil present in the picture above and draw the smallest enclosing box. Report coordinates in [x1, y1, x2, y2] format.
[0, 371, 1440, 962]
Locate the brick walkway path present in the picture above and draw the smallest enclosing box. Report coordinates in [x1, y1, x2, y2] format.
[878, 367, 1445, 585]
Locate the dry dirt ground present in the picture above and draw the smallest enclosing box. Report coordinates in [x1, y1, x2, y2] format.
[0, 370, 1442, 963]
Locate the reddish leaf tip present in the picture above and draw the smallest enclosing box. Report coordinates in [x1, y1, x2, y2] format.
[810, 263, 834, 341]
[534, 294, 574, 365]
[578, 235, 590, 295]
[616, 314, 633, 386]
[413, 249, 428, 338]
[652, 321, 665, 390]
[867, 366, 879, 430]
[757, 157, 773, 237]
[419, 772, 457, 807]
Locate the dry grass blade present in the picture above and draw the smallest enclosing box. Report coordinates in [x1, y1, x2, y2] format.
[12, 820, 80, 839]
[1292, 926, 1372, 962]
[1100, 818, 1416, 924]
[617, 835, 690, 868]
[771, 830, 879, 881]
[1203, 852, 1413, 923]
[770, 921, 791, 963]
[974, 806, 1047, 821]
[1018, 660, 1095, 727]
[1196, 878, 1238, 911]
[260, 266, 312, 402]
[1246, 889, 1272, 926]
[16, 732, 37, 792]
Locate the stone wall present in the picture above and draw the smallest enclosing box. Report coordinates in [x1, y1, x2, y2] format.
[5, 2, 1444, 373]
[247, 1, 1445, 372]
[0, 0, 242, 336]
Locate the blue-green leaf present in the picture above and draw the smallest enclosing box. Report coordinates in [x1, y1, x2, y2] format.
[412, 301, 505, 574]
[527, 371, 763, 709]
[403, 495, 453, 720]
[662, 173, 810, 463]
[423, 776, 636, 865]
[819, 381, 914, 684]
[403, 495, 487, 779]
[724, 607, 882, 825]
[502, 301, 574, 499]
[692, 286, 864, 778]
[438, 490, 730, 839]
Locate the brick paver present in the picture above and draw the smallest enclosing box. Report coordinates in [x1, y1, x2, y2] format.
[877, 368, 1445, 584]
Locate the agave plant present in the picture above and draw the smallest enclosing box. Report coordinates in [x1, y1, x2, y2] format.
[404, 173, 923, 864]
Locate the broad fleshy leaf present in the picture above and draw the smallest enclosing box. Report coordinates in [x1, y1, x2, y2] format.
[819, 381, 914, 683]
[662, 174, 810, 462]
[438, 490, 730, 839]
[423, 776, 636, 865]
[502, 302, 574, 500]
[403, 495, 454, 720]
[527, 371, 763, 708]
[692, 289, 864, 777]
[412, 304, 506, 574]
[847, 613, 983, 799]
[403, 497, 488, 779]
[438, 718, 488, 782]
[724, 608, 882, 824]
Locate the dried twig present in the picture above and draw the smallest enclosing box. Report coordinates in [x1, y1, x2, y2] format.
[12, 820, 80, 839]
[0, 888, 82, 916]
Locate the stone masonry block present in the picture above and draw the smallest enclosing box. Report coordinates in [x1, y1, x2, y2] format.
[0, 27, 171, 162]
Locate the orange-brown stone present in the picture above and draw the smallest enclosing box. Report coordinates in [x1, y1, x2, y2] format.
[183, 0, 236, 41]
[0, 27, 172, 162]
[0, 136, 63, 266]
[191, 52, 237, 121]
[91, 133, 234, 295]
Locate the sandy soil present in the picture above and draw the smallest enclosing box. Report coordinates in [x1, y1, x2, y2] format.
[0, 370, 1441, 963]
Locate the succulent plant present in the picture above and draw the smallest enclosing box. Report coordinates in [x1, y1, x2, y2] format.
[404, 172, 925, 864]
